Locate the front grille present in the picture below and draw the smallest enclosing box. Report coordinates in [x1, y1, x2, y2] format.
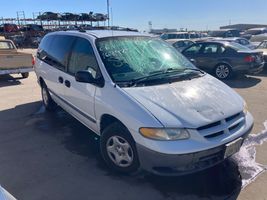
[226, 113, 240, 122]
[197, 112, 244, 139]
[197, 121, 221, 131]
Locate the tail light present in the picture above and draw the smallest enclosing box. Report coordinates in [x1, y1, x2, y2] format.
[32, 55, 35, 66]
[244, 55, 255, 62]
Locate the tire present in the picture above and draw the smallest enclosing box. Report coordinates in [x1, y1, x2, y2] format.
[100, 122, 140, 174]
[21, 72, 29, 79]
[41, 84, 57, 111]
[214, 63, 232, 80]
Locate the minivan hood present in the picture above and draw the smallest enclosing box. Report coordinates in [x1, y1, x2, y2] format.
[123, 74, 244, 128]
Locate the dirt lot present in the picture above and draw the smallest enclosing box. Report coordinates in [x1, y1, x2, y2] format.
[0, 61, 267, 200]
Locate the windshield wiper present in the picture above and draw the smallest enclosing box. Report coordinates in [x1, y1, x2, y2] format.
[116, 68, 205, 87]
[148, 68, 184, 75]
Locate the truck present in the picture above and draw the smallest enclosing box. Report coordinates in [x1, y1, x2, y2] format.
[0, 37, 34, 78]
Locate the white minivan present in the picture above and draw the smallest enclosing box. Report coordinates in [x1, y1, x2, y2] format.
[35, 30, 254, 175]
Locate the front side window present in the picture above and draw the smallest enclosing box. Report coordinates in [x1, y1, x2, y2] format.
[184, 43, 203, 54]
[239, 39, 249, 45]
[96, 36, 197, 83]
[68, 37, 99, 78]
[173, 41, 185, 48]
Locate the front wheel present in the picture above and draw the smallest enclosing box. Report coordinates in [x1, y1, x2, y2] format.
[21, 72, 29, 79]
[214, 64, 232, 80]
[100, 122, 140, 174]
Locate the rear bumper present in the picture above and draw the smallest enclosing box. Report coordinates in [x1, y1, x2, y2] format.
[234, 62, 264, 75]
[137, 123, 253, 176]
[0, 67, 33, 75]
[247, 63, 264, 74]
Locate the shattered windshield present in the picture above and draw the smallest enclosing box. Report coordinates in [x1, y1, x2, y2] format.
[96, 36, 196, 83]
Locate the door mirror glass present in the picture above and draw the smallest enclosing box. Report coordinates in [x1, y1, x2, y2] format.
[75, 70, 96, 83]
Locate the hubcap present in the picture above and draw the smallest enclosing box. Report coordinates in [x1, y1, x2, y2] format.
[42, 87, 49, 106]
[216, 65, 230, 79]
[106, 136, 134, 167]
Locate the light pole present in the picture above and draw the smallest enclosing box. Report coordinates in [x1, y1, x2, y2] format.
[107, 0, 110, 27]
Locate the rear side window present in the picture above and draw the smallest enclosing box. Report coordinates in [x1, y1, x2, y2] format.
[0, 41, 14, 49]
[202, 44, 219, 54]
[202, 44, 226, 54]
[47, 35, 76, 70]
[68, 37, 99, 78]
[39, 35, 53, 54]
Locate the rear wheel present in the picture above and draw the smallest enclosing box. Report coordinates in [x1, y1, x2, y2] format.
[214, 64, 232, 80]
[21, 72, 29, 79]
[100, 122, 139, 174]
[41, 84, 57, 111]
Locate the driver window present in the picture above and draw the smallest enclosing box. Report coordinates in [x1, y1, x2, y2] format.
[68, 37, 99, 78]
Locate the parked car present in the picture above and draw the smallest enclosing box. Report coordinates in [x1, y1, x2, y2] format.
[0, 23, 19, 33]
[250, 33, 267, 44]
[160, 32, 201, 40]
[256, 40, 267, 64]
[37, 12, 61, 21]
[93, 13, 108, 21]
[209, 29, 240, 38]
[0, 38, 34, 78]
[20, 24, 44, 32]
[182, 41, 264, 79]
[212, 37, 256, 49]
[242, 28, 267, 40]
[166, 39, 195, 52]
[35, 30, 253, 175]
[79, 12, 94, 21]
[61, 13, 79, 21]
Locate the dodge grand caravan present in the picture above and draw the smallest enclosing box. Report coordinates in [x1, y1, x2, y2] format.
[35, 30, 254, 175]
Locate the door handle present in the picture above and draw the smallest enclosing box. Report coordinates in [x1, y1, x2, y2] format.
[58, 76, 64, 84]
[65, 80, 71, 88]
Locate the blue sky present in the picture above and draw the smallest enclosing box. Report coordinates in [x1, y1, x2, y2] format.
[1, 0, 267, 31]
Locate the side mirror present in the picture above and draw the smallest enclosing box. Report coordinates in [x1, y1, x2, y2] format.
[75, 70, 96, 84]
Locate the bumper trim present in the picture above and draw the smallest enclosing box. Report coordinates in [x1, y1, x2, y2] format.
[137, 124, 253, 176]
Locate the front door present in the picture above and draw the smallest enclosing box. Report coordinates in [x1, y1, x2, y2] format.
[63, 36, 101, 132]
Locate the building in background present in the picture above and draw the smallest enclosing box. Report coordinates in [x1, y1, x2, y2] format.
[220, 24, 267, 31]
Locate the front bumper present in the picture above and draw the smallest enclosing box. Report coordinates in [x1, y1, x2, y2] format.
[137, 123, 253, 176]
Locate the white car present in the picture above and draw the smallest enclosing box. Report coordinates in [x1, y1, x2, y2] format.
[35, 30, 254, 175]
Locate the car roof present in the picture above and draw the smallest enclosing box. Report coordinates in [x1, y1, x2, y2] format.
[166, 39, 193, 43]
[162, 32, 192, 35]
[52, 30, 149, 38]
[216, 37, 245, 41]
[196, 40, 231, 45]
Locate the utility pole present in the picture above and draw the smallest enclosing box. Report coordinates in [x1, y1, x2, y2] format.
[107, 0, 110, 27]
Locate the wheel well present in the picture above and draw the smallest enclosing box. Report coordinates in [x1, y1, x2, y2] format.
[100, 114, 124, 134]
[39, 77, 45, 87]
[215, 62, 232, 69]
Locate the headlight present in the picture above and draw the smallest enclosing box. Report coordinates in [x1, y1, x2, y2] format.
[243, 101, 248, 115]
[139, 128, 190, 140]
